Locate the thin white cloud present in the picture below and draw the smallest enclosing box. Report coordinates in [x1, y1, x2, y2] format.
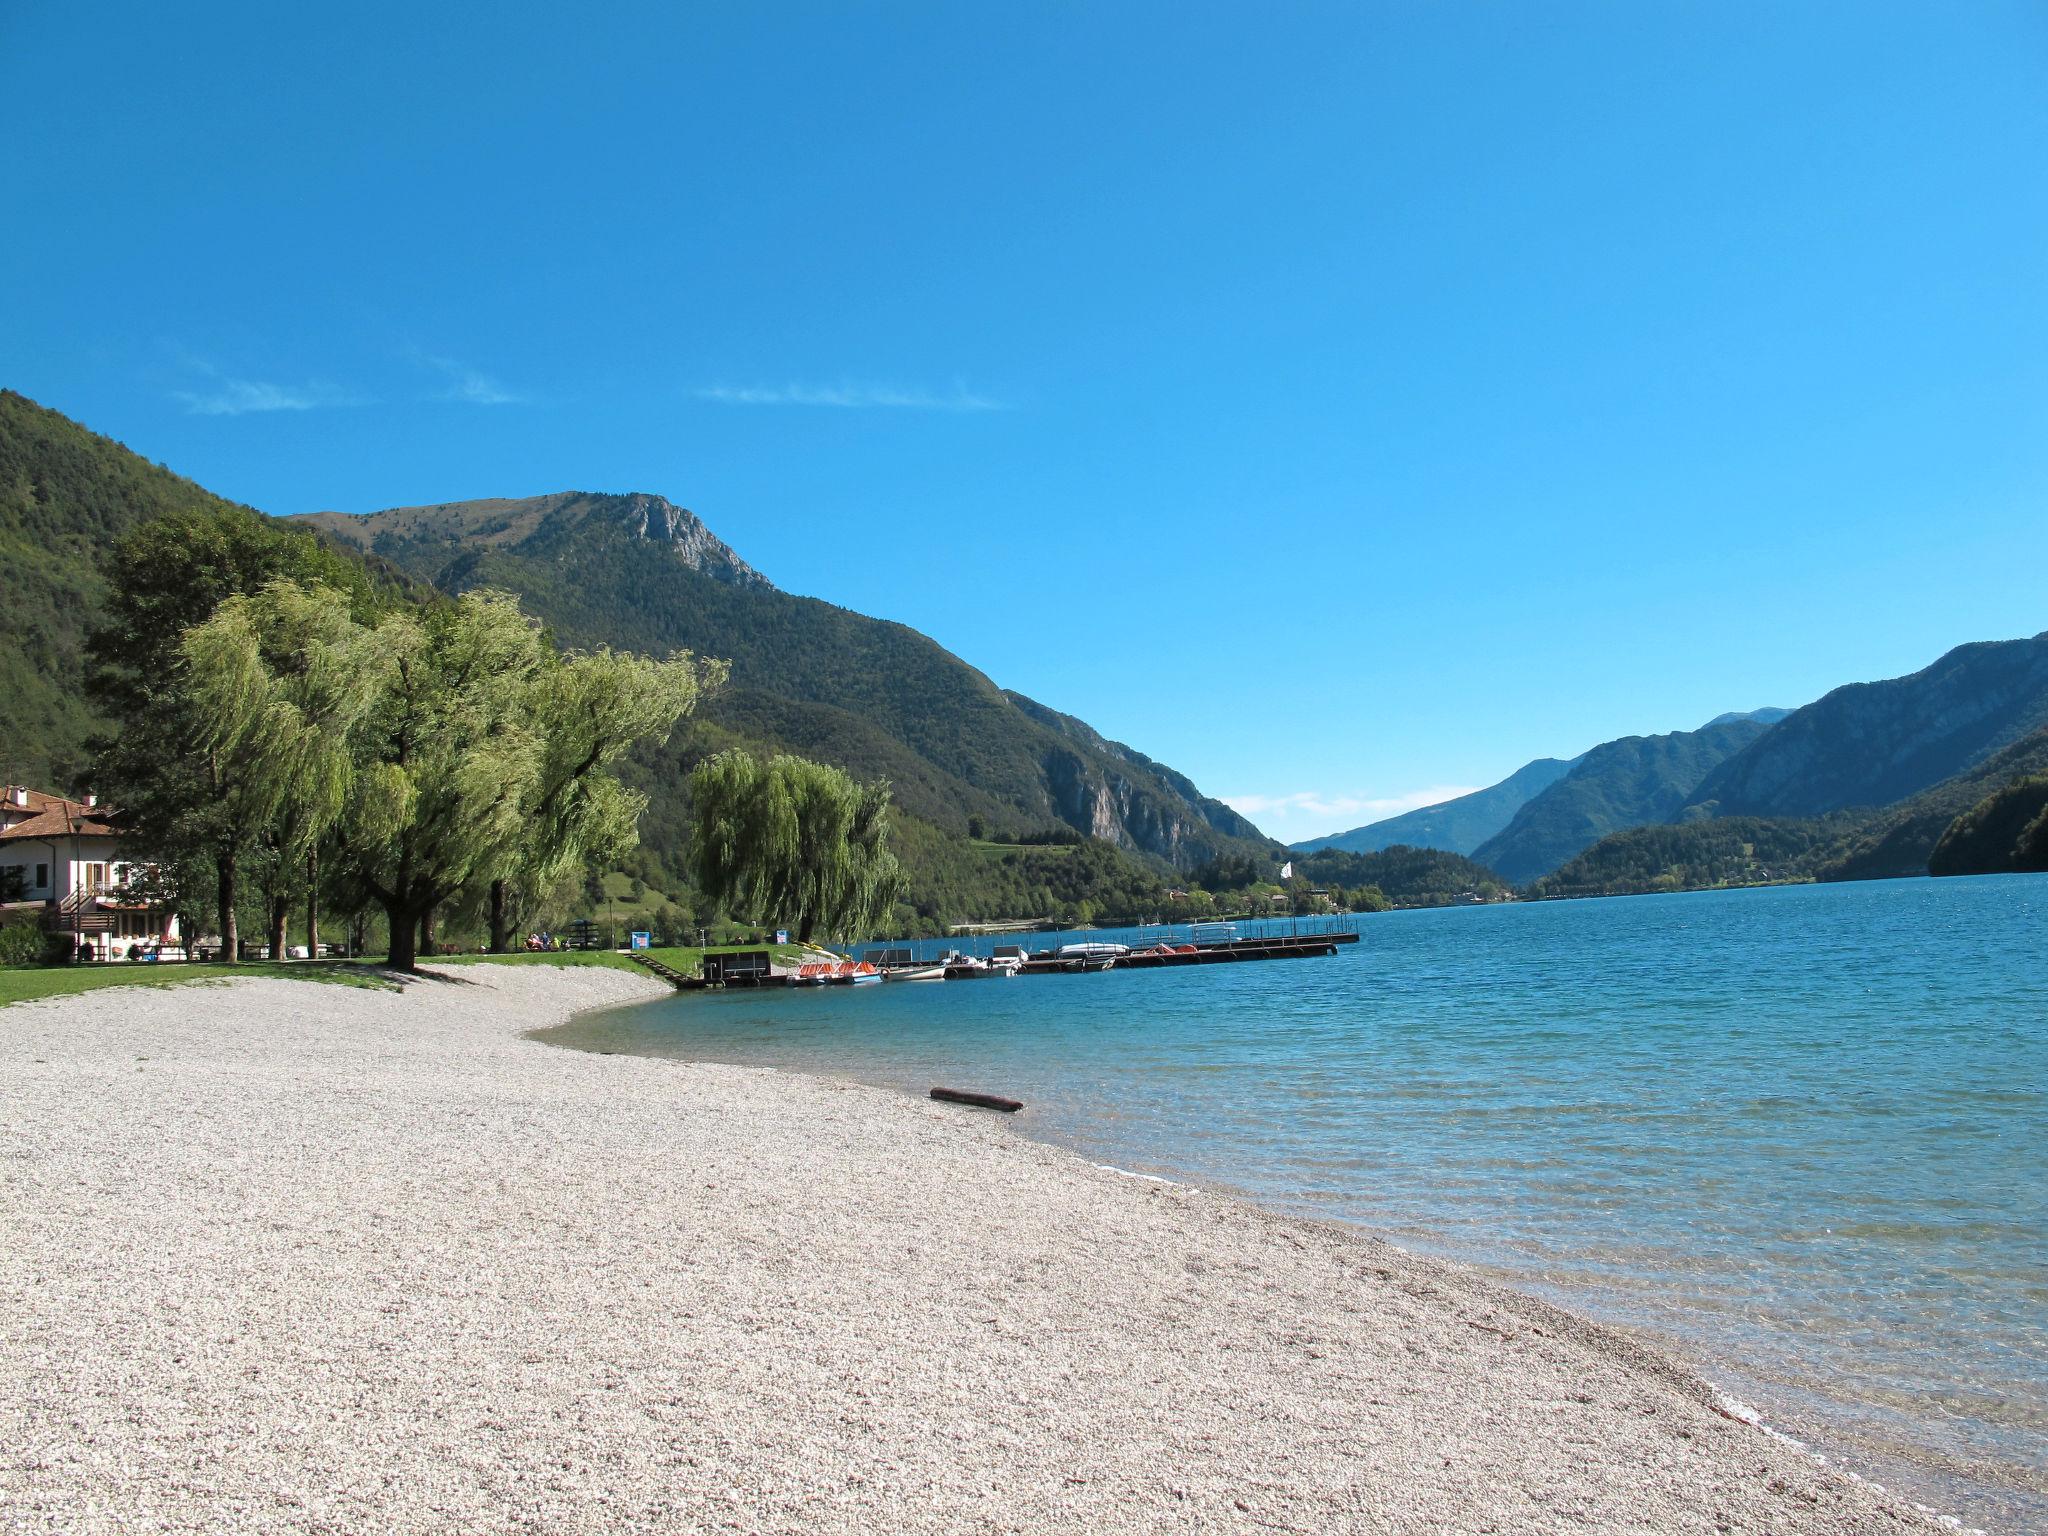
[695, 380, 1005, 412]
[413, 350, 524, 405]
[173, 376, 361, 416]
[1223, 785, 1482, 827]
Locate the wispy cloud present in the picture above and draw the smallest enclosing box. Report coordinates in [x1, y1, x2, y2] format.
[695, 380, 1006, 412]
[1222, 785, 1482, 831]
[172, 375, 362, 416]
[412, 350, 524, 405]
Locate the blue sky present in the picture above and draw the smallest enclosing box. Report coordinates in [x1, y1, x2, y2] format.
[5, 2, 2045, 841]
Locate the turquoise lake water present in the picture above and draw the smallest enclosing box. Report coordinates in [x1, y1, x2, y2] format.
[549, 875, 2048, 1529]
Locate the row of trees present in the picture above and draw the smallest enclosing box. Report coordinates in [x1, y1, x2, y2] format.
[86, 504, 726, 969]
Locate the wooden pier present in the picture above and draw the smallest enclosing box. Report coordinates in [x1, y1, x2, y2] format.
[1015, 930, 1356, 975]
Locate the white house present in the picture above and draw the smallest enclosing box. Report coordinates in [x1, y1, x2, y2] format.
[0, 785, 178, 960]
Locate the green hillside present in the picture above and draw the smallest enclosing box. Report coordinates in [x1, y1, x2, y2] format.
[1531, 816, 1861, 899]
[1471, 718, 1775, 884]
[1929, 777, 2048, 877]
[1818, 725, 2048, 880]
[1527, 725, 2048, 896]
[1291, 844, 1509, 905]
[0, 390, 258, 786]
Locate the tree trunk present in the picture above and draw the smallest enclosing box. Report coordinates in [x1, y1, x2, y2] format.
[350, 908, 368, 958]
[216, 850, 239, 965]
[268, 889, 289, 964]
[305, 851, 320, 959]
[419, 905, 436, 959]
[798, 912, 815, 944]
[386, 899, 419, 971]
[489, 878, 510, 953]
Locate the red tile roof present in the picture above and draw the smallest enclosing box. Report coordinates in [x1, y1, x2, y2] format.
[0, 799, 118, 841]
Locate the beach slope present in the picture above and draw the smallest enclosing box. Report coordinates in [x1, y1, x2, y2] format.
[1, 966, 1943, 1534]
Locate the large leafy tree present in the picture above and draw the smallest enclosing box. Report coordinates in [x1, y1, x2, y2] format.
[484, 644, 728, 951]
[181, 583, 718, 970]
[689, 749, 903, 943]
[86, 504, 375, 960]
[180, 579, 400, 960]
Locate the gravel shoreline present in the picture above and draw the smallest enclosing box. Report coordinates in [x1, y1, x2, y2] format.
[1, 964, 1953, 1534]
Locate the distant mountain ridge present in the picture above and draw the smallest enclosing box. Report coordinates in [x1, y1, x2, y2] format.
[302, 491, 769, 591]
[1685, 636, 2048, 819]
[1292, 757, 1577, 856]
[1705, 707, 1793, 728]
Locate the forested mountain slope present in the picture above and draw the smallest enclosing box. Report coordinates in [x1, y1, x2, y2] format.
[0, 390, 258, 786]
[1528, 725, 2048, 896]
[302, 493, 1277, 872]
[1472, 718, 1777, 883]
[1686, 636, 2048, 818]
[1928, 776, 2048, 877]
[1816, 725, 2048, 880]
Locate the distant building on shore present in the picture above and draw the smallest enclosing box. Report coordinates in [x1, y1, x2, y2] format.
[0, 785, 179, 960]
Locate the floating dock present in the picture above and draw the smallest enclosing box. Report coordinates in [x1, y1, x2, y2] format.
[658, 925, 1362, 990]
[1017, 931, 1354, 974]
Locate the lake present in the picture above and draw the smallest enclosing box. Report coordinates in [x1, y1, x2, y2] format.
[546, 875, 2048, 1530]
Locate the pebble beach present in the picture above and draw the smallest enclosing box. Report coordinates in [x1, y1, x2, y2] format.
[0, 964, 1956, 1534]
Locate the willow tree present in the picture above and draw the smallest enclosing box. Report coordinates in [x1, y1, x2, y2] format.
[485, 645, 729, 951]
[179, 583, 717, 971]
[180, 580, 399, 961]
[340, 591, 719, 969]
[88, 502, 376, 961]
[688, 750, 902, 943]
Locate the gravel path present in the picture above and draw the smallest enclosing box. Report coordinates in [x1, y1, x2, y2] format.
[1, 964, 1952, 1534]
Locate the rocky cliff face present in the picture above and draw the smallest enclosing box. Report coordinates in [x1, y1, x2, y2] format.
[1688, 635, 2048, 818]
[302, 491, 770, 591]
[1012, 691, 1274, 866]
[617, 493, 769, 588]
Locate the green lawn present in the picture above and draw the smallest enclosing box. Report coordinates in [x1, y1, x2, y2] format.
[0, 959, 395, 1009]
[0, 940, 826, 1009]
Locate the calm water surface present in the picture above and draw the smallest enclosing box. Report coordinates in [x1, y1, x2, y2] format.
[549, 876, 2048, 1529]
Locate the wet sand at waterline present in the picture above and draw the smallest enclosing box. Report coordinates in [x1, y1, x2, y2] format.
[1, 965, 1953, 1533]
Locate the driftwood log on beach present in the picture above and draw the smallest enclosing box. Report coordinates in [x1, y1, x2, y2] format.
[930, 1087, 1024, 1112]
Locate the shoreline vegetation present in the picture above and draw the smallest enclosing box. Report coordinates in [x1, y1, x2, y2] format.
[1, 962, 1951, 1534]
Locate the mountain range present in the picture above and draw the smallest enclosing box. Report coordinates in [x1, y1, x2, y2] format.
[1302, 646, 2048, 894]
[1, 392, 1278, 923]
[10, 386, 2045, 911]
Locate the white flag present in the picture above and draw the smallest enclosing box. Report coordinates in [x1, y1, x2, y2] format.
[1280, 861, 1293, 880]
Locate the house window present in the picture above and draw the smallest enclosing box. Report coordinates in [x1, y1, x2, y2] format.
[36, 863, 48, 889]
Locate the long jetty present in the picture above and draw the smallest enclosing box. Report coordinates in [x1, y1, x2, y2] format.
[1017, 931, 1354, 974]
